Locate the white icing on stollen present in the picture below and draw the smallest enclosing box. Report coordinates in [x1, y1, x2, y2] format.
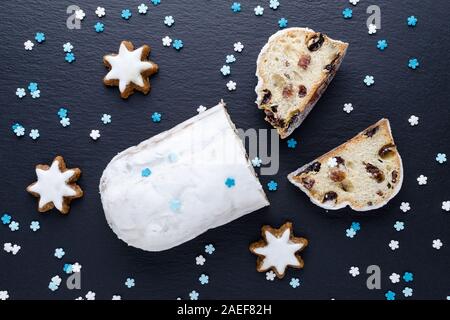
[28, 160, 77, 211]
[104, 42, 155, 93]
[99, 103, 269, 251]
[253, 229, 304, 275]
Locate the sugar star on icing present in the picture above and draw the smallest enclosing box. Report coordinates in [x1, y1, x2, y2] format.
[27, 156, 83, 214]
[103, 41, 159, 99]
[249, 222, 308, 278]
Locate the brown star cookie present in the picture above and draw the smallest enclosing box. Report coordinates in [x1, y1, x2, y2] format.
[26, 156, 83, 214]
[103, 41, 159, 99]
[249, 221, 308, 278]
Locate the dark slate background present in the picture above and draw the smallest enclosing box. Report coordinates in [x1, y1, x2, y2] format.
[0, 0, 449, 300]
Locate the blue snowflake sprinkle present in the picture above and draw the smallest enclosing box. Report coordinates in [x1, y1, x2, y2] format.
[342, 8, 353, 19]
[54, 248, 65, 259]
[173, 39, 183, 50]
[377, 40, 388, 51]
[225, 177, 235, 188]
[269, 0, 280, 10]
[205, 244, 215, 255]
[65, 52, 75, 63]
[199, 274, 209, 285]
[94, 22, 104, 33]
[346, 228, 356, 238]
[57, 108, 68, 119]
[394, 221, 404, 231]
[35, 32, 45, 43]
[287, 138, 297, 149]
[63, 264, 73, 274]
[125, 278, 135, 288]
[141, 168, 152, 177]
[189, 290, 199, 300]
[28, 82, 38, 92]
[170, 199, 182, 212]
[151, 0, 161, 5]
[385, 290, 396, 300]
[407, 16, 417, 27]
[30, 221, 40, 231]
[364, 75, 374, 86]
[436, 153, 447, 164]
[231, 2, 241, 13]
[226, 55, 236, 64]
[278, 18, 288, 28]
[403, 272, 413, 282]
[48, 282, 59, 292]
[101, 114, 111, 124]
[151, 112, 162, 122]
[121, 9, 132, 20]
[9, 221, 19, 231]
[408, 58, 419, 69]
[267, 180, 278, 191]
[1, 213, 12, 225]
[351, 222, 360, 231]
[290, 278, 300, 288]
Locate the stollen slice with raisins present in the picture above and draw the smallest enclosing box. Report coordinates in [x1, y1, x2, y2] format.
[255, 27, 348, 138]
[288, 119, 403, 211]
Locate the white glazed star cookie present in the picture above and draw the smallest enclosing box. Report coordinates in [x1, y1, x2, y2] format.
[103, 41, 159, 99]
[27, 156, 83, 214]
[249, 222, 308, 278]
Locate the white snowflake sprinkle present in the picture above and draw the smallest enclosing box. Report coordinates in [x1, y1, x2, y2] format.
[60, 117, 70, 127]
[138, 3, 148, 14]
[349, 266, 360, 277]
[442, 201, 450, 212]
[327, 157, 338, 168]
[196, 105, 207, 113]
[368, 24, 377, 34]
[388, 240, 399, 251]
[400, 202, 411, 213]
[432, 239, 443, 250]
[226, 80, 237, 91]
[72, 262, 82, 273]
[408, 115, 419, 126]
[112, 295, 122, 300]
[63, 42, 73, 53]
[266, 270, 276, 281]
[251, 157, 262, 167]
[195, 255, 206, 266]
[85, 291, 96, 300]
[343, 103, 353, 113]
[75, 9, 85, 20]
[220, 65, 231, 76]
[349, 0, 360, 5]
[29, 129, 40, 140]
[254, 5, 264, 16]
[417, 175, 427, 185]
[90, 130, 100, 140]
[389, 273, 400, 283]
[0, 291, 9, 300]
[162, 36, 172, 47]
[95, 7, 106, 18]
[24, 40, 34, 51]
[233, 42, 244, 53]
[269, 0, 280, 10]
[164, 15, 175, 27]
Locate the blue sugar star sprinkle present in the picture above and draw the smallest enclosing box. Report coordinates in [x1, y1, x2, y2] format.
[125, 278, 135, 288]
[121, 9, 132, 20]
[189, 290, 199, 300]
[287, 138, 297, 149]
[231, 2, 241, 13]
[436, 153, 447, 164]
[54, 248, 65, 259]
[385, 290, 396, 300]
[151, 112, 162, 122]
[1, 213, 12, 225]
[28, 82, 38, 92]
[342, 8, 353, 19]
[205, 244, 215, 255]
[35, 32, 45, 43]
[377, 40, 388, 51]
[65, 52, 75, 63]
[290, 278, 300, 288]
[346, 228, 356, 238]
[408, 58, 419, 69]
[394, 221, 405, 231]
[351, 222, 360, 232]
[57, 108, 68, 119]
[141, 168, 152, 177]
[278, 18, 288, 28]
[173, 39, 183, 50]
[267, 180, 278, 191]
[407, 16, 417, 27]
[170, 199, 182, 212]
[63, 264, 73, 274]
[403, 272, 413, 282]
[30, 221, 40, 232]
[9, 221, 19, 231]
[151, 0, 161, 5]
[199, 274, 209, 285]
[225, 177, 235, 188]
[94, 22, 104, 33]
